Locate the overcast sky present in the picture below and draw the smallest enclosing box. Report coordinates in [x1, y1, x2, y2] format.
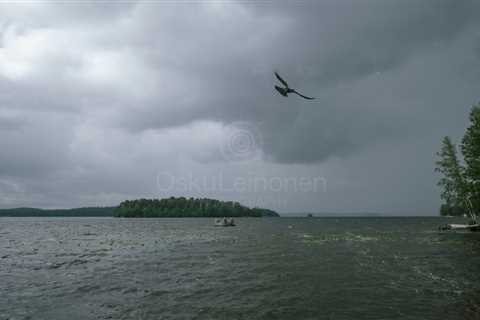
[0, 1, 479, 214]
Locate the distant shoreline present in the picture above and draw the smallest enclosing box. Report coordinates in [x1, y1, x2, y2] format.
[0, 197, 280, 218]
[0, 207, 115, 217]
[0, 209, 454, 219]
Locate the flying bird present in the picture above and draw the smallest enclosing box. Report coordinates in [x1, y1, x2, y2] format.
[274, 72, 315, 100]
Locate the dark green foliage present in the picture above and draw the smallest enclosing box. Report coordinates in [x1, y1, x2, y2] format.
[251, 208, 279, 217]
[0, 207, 114, 217]
[436, 104, 480, 218]
[461, 104, 480, 212]
[113, 197, 280, 218]
[435, 136, 467, 215]
[439, 204, 464, 217]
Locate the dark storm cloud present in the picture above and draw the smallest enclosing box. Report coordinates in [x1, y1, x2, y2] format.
[108, 0, 480, 163]
[0, 1, 479, 213]
[0, 111, 75, 177]
[0, 114, 23, 131]
[258, 0, 479, 84]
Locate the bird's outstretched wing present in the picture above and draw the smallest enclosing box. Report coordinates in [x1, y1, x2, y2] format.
[292, 90, 315, 100]
[274, 72, 289, 88]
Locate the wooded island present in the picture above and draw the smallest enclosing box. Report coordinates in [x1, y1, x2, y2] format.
[113, 197, 279, 218]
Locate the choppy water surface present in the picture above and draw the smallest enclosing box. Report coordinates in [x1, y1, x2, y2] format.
[1, 217, 479, 320]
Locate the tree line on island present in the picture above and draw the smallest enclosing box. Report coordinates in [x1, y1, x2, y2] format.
[0, 198, 279, 217]
[0, 207, 114, 217]
[113, 197, 279, 218]
[436, 103, 480, 220]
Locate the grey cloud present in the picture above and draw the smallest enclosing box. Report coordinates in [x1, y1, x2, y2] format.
[0, 114, 23, 131]
[250, 0, 480, 84]
[0, 1, 479, 213]
[0, 2, 137, 29]
[104, 0, 480, 164]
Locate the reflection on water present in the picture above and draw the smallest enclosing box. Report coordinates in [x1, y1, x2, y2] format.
[0, 217, 479, 319]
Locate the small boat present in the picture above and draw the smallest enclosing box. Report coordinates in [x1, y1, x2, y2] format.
[439, 201, 479, 231]
[214, 217, 235, 227]
[438, 223, 480, 231]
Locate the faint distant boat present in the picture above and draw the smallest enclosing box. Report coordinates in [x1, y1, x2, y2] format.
[214, 217, 235, 227]
[307, 213, 314, 218]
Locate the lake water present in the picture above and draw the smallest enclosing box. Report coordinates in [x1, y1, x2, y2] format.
[1, 217, 479, 320]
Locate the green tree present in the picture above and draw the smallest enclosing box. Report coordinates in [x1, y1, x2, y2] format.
[461, 104, 480, 214]
[435, 136, 467, 216]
